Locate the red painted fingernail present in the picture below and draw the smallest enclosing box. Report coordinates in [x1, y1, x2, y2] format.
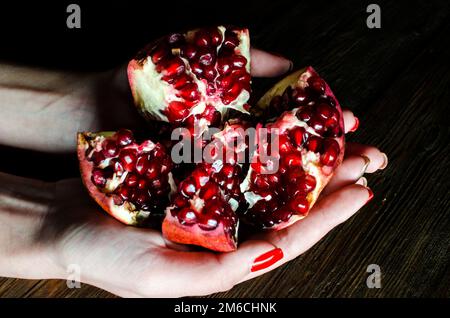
[350, 117, 359, 132]
[365, 187, 374, 204]
[251, 248, 284, 272]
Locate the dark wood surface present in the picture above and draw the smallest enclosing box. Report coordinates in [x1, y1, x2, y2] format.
[1, 0, 449, 297]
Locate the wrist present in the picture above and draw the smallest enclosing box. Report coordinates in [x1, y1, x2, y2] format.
[0, 173, 65, 280]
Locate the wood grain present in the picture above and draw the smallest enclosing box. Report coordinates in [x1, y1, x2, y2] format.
[0, 0, 449, 297]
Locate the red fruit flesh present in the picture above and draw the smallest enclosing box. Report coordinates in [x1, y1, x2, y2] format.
[77, 129, 174, 225]
[241, 67, 345, 230]
[128, 26, 251, 135]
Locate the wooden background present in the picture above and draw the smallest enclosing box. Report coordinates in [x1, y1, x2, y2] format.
[0, 0, 449, 297]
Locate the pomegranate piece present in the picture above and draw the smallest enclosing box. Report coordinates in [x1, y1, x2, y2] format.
[241, 67, 345, 230]
[77, 129, 175, 225]
[128, 26, 251, 135]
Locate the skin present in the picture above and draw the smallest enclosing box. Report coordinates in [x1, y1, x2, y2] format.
[0, 48, 388, 297]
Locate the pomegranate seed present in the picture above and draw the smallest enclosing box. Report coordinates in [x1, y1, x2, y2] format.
[135, 155, 149, 175]
[268, 174, 280, 186]
[209, 27, 223, 46]
[119, 149, 137, 172]
[296, 108, 312, 122]
[302, 174, 316, 192]
[91, 169, 107, 187]
[289, 127, 305, 147]
[174, 195, 188, 208]
[203, 65, 217, 81]
[137, 178, 148, 190]
[217, 57, 233, 75]
[291, 88, 309, 105]
[225, 82, 242, 98]
[234, 70, 251, 85]
[306, 136, 322, 152]
[180, 44, 197, 60]
[102, 139, 118, 158]
[179, 83, 200, 102]
[190, 62, 203, 77]
[194, 30, 211, 47]
[192, 168, 210, 187]
[223, 31, 239, 49]
[221, 164, 235, 178]
[206, 82, 216, 96]
[316, 103, 334, 120]
[125, 173, 139, 187]
[217, 74, 233, 90]
[286, 167, 305, 183]
[307, 76, 326, 94]
[111, 159, 124, 176]
[273, 207, 293, 222]
[166, 101, 189, 122]
[91, 151, 105, 166]
[198, 49, 216, 66]
[290, 197, 309, 215]
[310, 118, 326, 134]
[210, 111, 221, 127]
[162, 57, 185, 77]
[151, 43, 169, 64]
[278, 134, 294, 154]
[180, 178, 196, 197]
[167, 33, 184, 46]
[321, 139, 340, 166]
[200, 182, 220, 200]
[117, 186, 131, 201]
[116, 129, 134, 147]
[283, 152, 302, 167]
[198, 216, 219, 231]
[230, 55, 247, 69]
[178, 208, 197, 225]
[173, 74, 192, 90]
[254, 175, 270, 190]
[133, 191, 149, 206]
[317, 94, 336, 108]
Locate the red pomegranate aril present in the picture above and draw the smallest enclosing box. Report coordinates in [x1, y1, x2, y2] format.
[290, 197, 309, 215]
[180, 44, 197, 60]
[289, 127, 305, 147]
[191, 168, 209, 188]
[209, 28, 223, 46]
[198, 216, 219, 231]
[278, 134, 294, 154]
[221, 164, 235, 178]
[254, 175, 270, 190]
[190, 62, 203, 77]
[296, 108, 312, 122]
[151, 43, 169, 64]
[178, 208, 197, 225]
[116, 129, 134, 147]
[179, 83, 200, 101]
[117, 186, 131, 201]
[203, 65, 217, 81]
[316, 103, 334, 120]
[217, 57, 233, 75]
[180, 178, 197, 197]
[173, 74, 192, 90]
[306, 136, 322, 152]
[102, 139, 118, 158]
[217, 74, 233, 90]
[135, 155, 149, 175]
[292, 88, 309, 105]
[321, 139, 340, 166]
[225, 82, 242, 98]
[307, 76, 326, 95]
[91, 151, 105, 166]
[195, 30, 211, 47]
[91, 169, 106, 187]
[125, 173, 139, 187]
[300, 174, 316, 192]
[273, 208, 293, 223]
[231, 55, 247, 68]
[133, 191, 149, 206]
[310, 118, 326, 134]
[162, 57, 185, 77]
[283, 152, 303, 167]
[119, 149, 137, 172]
[112, 159, 124, 176]
[167, 33, 184, 46]
[166, 101, 189, 122]
[198, 50, 216, 66]
[137, 178, 148, 190]
[200, 182, 220, 200]
[223, 31, 239, 49]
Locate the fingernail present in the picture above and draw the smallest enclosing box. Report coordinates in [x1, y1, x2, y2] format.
[359, 155, 371, 178]
[287, 60, 294, 72]
[356, 177, 368, 187]
[379, 153, 388, 170]
[349, 117, 359, 132]
[365, 187, 374, 204]
[251, 248, 284, 272]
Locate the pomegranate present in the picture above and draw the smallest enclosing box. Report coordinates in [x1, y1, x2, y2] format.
[77, 129, 175, 225]
[240, 67, 345, 229]
[127, 26, 251, 135]
[162, 123, 250, 252]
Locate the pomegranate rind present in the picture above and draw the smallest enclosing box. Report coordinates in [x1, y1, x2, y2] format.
[243, 66, 345, 230]
[127, 26, 251, 126]
[77, 132, 164, 226]
[162, 213, 237, 252]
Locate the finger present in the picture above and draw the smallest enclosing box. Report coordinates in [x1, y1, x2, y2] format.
[343, 109, 359, 133]
[345, 143, 388, 172]
[250, 48, 292, 77]
[322, 155, 370, 195]
[143, 240, 275, 297]
[263, 184, 372, 265]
